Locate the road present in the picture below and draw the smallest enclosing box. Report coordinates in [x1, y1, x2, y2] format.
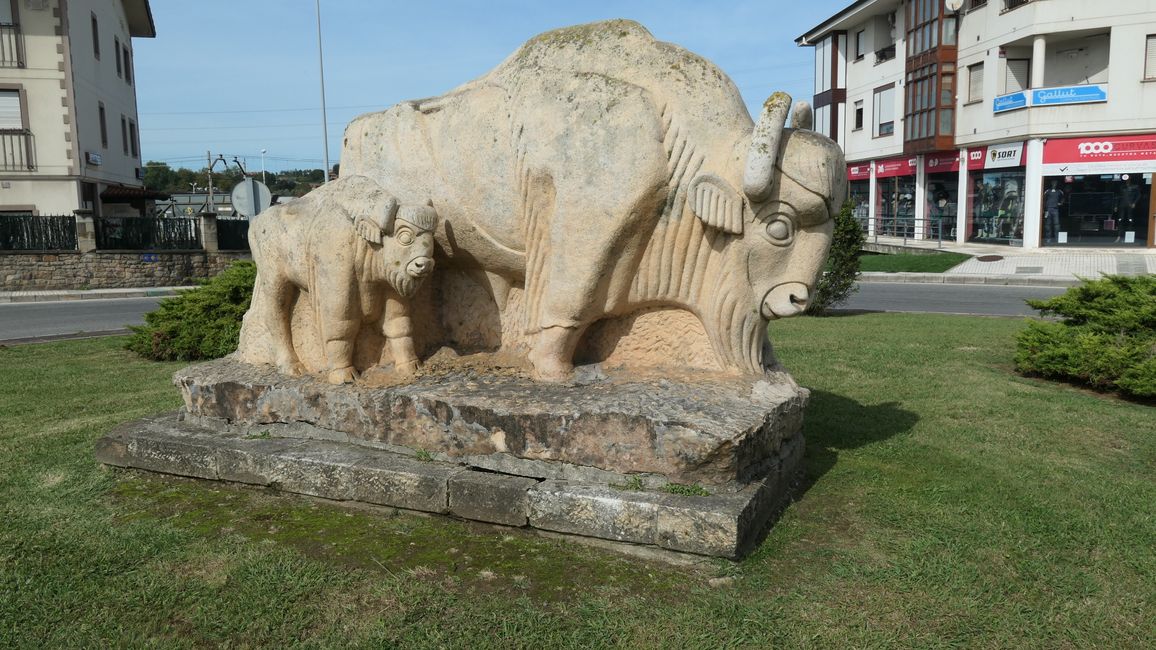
[0, 283, 1068, 344]
[840, 282, 1066, 317]
[0, 297, 162, 342]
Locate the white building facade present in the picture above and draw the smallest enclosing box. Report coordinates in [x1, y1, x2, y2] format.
[799, 0, 1156, 249]
[0, 0, 154, 218]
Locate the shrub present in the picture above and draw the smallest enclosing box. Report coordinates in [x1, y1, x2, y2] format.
[808, 200, 866, 315]
[1015, 275, 1156, 399]
[126, 261, 257, 361]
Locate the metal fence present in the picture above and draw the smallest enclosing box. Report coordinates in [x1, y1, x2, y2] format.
[94, 216, 201, 250]
[0, 214, 77, 251]
[855, 215, 954, 248]
[0, 131, 35, 171]
[0, 24, 25, 68]
[217, 218, 250, 251]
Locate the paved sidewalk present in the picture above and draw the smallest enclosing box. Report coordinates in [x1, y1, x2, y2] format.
[861, 236, 1154, 286]
[0, 286, 193, 303]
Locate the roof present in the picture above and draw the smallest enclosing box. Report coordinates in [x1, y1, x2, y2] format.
[101, 185, 170, 201]
[123, 0, 156, 38]
[796, 0, 899, 46]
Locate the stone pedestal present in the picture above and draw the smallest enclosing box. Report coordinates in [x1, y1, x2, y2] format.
[96, 358, 809, 559]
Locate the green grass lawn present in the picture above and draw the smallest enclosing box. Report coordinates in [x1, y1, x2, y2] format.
[1, 317, 1153, 647]
[859, 251, 972, 273]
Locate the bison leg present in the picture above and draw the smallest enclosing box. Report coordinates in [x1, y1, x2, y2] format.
[528, 324, 583, 382]
[382, 294, 420, 377]
[315, 267, 362, 385]
[253, 271, 305, 376]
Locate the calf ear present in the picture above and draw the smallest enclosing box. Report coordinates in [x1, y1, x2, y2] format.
[355, 196, 398, 244]
[689, 174, 743, 235]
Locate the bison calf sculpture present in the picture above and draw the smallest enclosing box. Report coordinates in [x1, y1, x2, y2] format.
[241, 175, 437, 384]
[340, 19, 847, 381]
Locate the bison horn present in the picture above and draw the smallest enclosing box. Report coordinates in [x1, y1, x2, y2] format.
[743, 91, 792, 203]
[790, 101, 813, 131]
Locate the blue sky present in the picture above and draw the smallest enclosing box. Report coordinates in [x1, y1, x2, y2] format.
[133, 1, 849, 172]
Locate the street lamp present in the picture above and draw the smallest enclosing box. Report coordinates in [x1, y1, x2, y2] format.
[315, 0, 330, 184]
[260, 148, 267, 185]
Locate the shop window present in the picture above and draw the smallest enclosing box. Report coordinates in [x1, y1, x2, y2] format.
[874, 85, 894, 137]
[855, 30, 865, 60]
[967, 62, 983, 102]
[1146, 35, 1156, 80]
[1004, 58, 1030, 93]
[854, 100, 864, 130]
[969, 169, 1026, 244]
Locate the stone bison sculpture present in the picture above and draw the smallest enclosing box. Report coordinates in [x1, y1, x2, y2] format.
[339, 20, 846, 381]
[240, 174, 437, 384]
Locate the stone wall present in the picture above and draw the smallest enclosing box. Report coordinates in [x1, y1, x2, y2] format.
[0, 251, 251, 291]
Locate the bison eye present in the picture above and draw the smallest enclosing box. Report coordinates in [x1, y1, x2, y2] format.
[395, 228, 415, 246]
[765, 216, 794, 245]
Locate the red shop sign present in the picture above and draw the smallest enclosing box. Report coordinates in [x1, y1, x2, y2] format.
[874, 156, 918, 178]
[966, 147, 988, 170]
[924, 152, 961, 174]
[847, 163, 872, 180]
[1044, 133, 1156, 164]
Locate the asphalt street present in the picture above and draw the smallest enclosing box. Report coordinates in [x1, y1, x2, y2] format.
[0, 297, 162, 342]
[0, 283, 1068, 344]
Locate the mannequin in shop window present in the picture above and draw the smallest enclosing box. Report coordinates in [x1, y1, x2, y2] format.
[1116, 177, 1141, 242]
[997, 179, 1022, 239]
[928, 183, 951, 238]
[1043, 181, 1064, 244]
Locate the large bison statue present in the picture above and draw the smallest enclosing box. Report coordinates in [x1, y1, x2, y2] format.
[335, 19, 845, 381]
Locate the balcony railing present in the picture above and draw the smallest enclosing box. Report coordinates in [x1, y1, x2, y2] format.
[0, 131, 35, 171]
[875, 44, 896, 64]
[1002, 0, 1038, 13]
[0, 23, 25, 68]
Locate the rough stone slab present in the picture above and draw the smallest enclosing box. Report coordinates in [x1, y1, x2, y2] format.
[95, 412, 802, 559]
[449, 471, 538, 526]
[175, 358, 808, 487]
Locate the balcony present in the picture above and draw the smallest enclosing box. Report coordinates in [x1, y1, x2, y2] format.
[875, 44, 896, 64]
[1001, 0, 1039, 13]
[0, 131, 36, 171]
[0, 23, 24, 68]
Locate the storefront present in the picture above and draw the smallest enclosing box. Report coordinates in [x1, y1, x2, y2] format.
[874, 156, 917, 238]
[1040, 134, 1156, 248]
[966, 142, 1026, 246]
[924, 153, 960, 240]
[847, 163, 871, 230]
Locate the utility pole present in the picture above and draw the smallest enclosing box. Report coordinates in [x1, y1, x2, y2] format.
[315, 0, 330, 183]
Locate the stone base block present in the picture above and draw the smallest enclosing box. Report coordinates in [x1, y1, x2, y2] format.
[95, 411, 804, 559]
[174, 358, 808, 489]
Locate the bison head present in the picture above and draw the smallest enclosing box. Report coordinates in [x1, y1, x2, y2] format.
[357, 199, 438, 298]
[684, 93, 846, 371]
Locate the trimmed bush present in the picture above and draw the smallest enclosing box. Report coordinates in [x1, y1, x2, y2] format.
[808, 200, 866, 315]
[126, 261, 256, 361]
[1015, 275, 1156, 399]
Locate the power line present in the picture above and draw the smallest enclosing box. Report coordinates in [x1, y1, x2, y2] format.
[140, 103, 384, 117]
[141, 121, 350, 132]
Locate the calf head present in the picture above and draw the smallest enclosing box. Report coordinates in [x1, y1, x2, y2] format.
[357, 199, 438, 298]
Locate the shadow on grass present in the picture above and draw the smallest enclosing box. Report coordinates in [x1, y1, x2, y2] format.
[799, 390, 919, 492]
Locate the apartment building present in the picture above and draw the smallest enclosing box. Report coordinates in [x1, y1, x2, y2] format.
[798, 0, 1156, 249]
[0, 0, 154, 218]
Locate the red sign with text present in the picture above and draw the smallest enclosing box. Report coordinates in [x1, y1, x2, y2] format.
[966, 147, 988, 170]
[847, 163, 871, 181]
[1044, 134, 1156, 164]
[924, 152, 961, 174]
[874, 156, 918, 178]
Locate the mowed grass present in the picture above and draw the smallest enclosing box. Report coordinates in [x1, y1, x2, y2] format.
[859, 251, 972, 273]
[1, 316, 1153, 648]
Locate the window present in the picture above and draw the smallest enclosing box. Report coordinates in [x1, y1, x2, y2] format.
[114, 37, 121, 77]
[91, 13, 99, 60]
[855, 30, 865, 60]
[120, 115, 128, 155]
[968, 62, 984, 102]
[0, 89, 23, 130]
[1004, 0, 1030, 10]
[854, 100, 864, 130]
[123, 46, 132, 85]
[1146, 35, 1156, 80]
[906, 0, 942, 58]
[1004, 58, 1030, 93]
[129, 120, 138, 158]
[98, 102, 107, 148]
[873, 85, 895, 137]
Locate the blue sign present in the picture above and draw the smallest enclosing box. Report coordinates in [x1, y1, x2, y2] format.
[1031, 84, 1107, 106]
[993, 92, 1028, 113]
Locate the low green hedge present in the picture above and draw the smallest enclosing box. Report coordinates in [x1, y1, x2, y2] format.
[126, 261, 256, 361]
[1015, 275, 1156, 399]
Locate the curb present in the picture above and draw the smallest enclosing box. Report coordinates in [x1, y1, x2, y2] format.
[0, 286, 194, 304]
[858, 272, 1079, 287]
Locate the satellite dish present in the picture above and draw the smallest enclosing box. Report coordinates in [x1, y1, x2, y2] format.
[230, 178, 272, 219]
[945, 0, 964, 12]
